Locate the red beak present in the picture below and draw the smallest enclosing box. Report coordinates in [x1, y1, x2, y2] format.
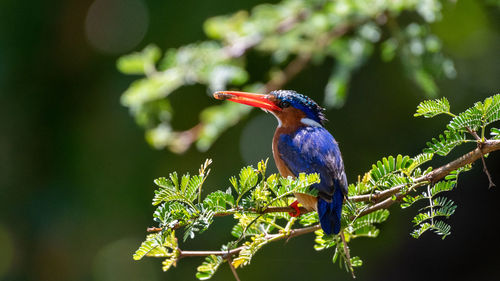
[213, 91, 282, 112]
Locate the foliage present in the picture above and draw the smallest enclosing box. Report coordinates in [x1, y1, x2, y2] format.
[134, 95, 500, 279]
[118, 0, 462, 153]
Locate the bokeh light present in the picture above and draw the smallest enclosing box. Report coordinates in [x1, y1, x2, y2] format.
[85, 0, 149, 54]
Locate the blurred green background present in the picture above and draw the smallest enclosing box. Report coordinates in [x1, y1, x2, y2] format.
[1, 0, 500, 280]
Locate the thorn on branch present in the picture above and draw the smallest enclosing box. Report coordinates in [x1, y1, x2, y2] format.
[478, 142, 496, 188]
[468, 127, 496, 188]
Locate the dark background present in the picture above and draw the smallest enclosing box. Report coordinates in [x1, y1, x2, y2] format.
[1, 0, 500, 280]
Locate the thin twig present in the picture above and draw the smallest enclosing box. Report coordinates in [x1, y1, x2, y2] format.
[223, 9, 311, 58]
[177, 224, 320, 258]
[226, 255, 242, 281]
[466, 127, 495, 187]
[480, 145, 496, 188]
[340, 231, 355, 279]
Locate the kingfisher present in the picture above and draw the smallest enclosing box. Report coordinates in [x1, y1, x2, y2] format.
[213, 90, 348, 235]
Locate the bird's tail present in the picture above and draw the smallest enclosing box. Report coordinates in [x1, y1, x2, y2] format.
[317, 188, 344, 235]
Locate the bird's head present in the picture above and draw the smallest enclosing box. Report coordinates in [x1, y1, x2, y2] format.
[213, 90, 326, 128]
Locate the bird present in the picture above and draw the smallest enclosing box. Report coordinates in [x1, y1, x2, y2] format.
[213, 89, 348, 235]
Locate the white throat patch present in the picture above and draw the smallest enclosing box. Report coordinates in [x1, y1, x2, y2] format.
[301, 118, 322, 127]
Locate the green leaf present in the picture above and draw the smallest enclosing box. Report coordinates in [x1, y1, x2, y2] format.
[369, 155, 412, 186]
[429, 180, 456, 196]
[415, 97, 451, 118]
[484, 94, 500, 124]
[407, 152, 433, 174]
[412, 221, 451, 239]
[196, 255, 224, 280]
[432, 221, 452, 239]
[133, 233, 168, 260]
[350, 256, 363, 267]
[236, 166, 259, 196]
[412, 197, 456, 234]
[134, 231, 178, 261]
[411, 222, 432, 238]
[314, 229, 339, 251]
[153, 201, 193, 228]
[348, 209, 389, 238]
[183, 205, 215, 241]
[299, 212, 319, 227]
[447, 106, 483, 131]
[203, 191, 235, 211]
[153, 173, 197, 207]
[117, 44, 161, 75]
[424, 130, 467, 156]
[232, 234, 268, 268]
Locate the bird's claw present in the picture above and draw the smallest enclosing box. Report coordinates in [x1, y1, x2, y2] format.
[288, 200, 301, 217]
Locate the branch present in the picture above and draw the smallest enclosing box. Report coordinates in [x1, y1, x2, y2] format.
[352, 139, 500, 218]
[147, 206, 312, 233]
[223, 10, 310, 58]
[226, 255, 242, 281]
[422, 139, 500, 183]
[177, 224, 320, 259]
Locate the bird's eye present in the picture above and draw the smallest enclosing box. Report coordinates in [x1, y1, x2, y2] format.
[280, 101, 290, 108]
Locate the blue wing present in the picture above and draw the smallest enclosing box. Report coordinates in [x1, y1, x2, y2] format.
[277, 126, 347, 198]
[277, 126, 347, 234]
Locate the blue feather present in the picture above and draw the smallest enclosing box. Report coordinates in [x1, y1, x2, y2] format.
[318, 188, 344, 234]
[277, 126, 347, 234]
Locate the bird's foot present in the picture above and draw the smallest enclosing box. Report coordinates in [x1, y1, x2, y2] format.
[288, 200, 301, 217]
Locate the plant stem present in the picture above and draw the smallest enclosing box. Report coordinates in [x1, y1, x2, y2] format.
[177, 225, 320, 258]
[226, 255, 242, 281]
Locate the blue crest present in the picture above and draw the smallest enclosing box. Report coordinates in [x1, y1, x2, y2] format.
[270, 90, 327, 125]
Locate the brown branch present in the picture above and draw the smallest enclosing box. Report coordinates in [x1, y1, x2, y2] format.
[422, 139, 500, 182]
[350, 139, 500, 203]
[146, 206, 312, 233]
[177, 224, 320, 259]
[352, 139, 500, 219]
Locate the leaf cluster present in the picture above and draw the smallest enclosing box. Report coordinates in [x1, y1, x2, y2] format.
[118, 0, 459, 153]
[405, 94, 500, 238]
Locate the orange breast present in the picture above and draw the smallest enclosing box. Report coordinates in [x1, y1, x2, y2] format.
[270, 107, 306, 176]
